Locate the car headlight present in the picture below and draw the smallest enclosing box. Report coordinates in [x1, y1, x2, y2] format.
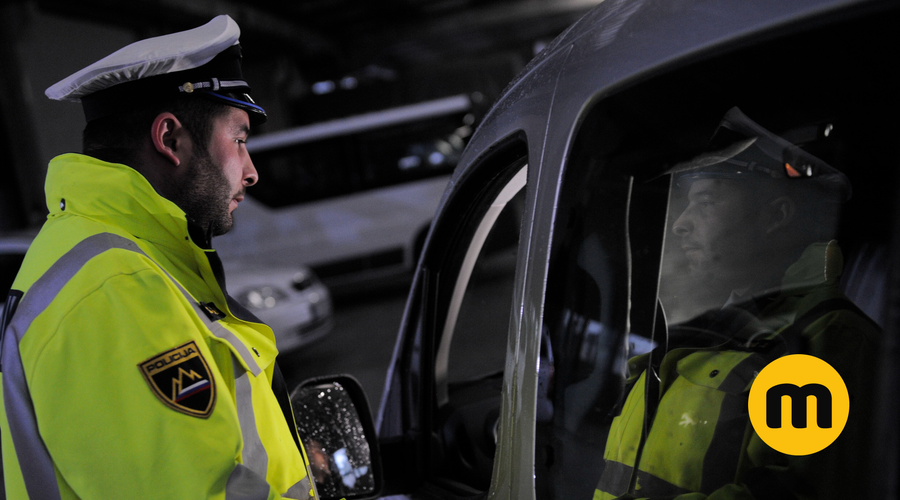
[239, 286, 288, 309]
[291, 270, 317, 291]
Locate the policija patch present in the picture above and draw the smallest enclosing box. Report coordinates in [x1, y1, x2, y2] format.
[138, 341, 216, 418]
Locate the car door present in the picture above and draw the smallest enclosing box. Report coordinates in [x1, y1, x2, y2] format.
[376, 135, 531, 498]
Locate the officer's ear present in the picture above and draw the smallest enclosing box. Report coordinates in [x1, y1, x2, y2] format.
[150, 112, 192, 168]
[765, 196, 795, 234]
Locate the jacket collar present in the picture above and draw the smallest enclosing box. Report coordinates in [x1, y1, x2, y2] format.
[44, 154, 224, 301]
[46, 153, 201, 249]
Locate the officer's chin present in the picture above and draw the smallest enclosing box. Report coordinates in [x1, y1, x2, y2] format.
[211, 215, 235, 238]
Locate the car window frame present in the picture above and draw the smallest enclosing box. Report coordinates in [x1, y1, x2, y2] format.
[434, 164, 527, 407]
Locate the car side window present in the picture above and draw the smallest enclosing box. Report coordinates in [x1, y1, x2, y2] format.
[444, 182, 525, 385]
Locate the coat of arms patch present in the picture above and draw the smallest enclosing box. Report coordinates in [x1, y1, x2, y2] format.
[138, 340, 216, 418]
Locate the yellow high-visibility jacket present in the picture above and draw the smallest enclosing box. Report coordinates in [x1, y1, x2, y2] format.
[1, 154, 317, 499]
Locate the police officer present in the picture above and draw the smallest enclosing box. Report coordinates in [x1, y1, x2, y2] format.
[1, 16, 318, 499]
[594, 108, 880, 500]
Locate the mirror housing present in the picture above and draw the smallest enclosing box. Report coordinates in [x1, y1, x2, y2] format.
[291, 374, 383, 500]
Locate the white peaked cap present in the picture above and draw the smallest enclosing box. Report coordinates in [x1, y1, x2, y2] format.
[44, 15, 265, 124]
[46, 15, 240, 102]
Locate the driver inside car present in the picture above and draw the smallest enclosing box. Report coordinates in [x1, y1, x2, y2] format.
[593, 107, 881, 500]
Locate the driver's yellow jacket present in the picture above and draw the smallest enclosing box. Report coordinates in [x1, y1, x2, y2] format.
[1, 154, 317, 499]
[594, 242, 880, 500]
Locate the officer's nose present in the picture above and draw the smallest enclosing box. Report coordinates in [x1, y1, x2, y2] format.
[243, 157, 258, 187]
[672, 209, 691, 236]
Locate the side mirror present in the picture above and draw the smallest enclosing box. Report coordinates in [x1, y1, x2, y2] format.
[291, 374, 382, 500]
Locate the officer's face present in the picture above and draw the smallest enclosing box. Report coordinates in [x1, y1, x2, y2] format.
[671, 178, 768, 289]
[206, 107, 258, 217]
[181, 108, 258, 236]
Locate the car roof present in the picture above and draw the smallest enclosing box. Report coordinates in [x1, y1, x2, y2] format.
[445, 0, 883, 194]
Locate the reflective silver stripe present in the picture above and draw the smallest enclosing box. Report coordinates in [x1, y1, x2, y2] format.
[226, 464, 272, 500]
[2, 233, 140, 500]
[2, 342, 61, 500]
[235, 359, 269, 480]
[284, 476, 313, 500]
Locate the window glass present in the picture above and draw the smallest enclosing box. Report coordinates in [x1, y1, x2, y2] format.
[537, 10, 897, 500]
[430, 161, 527, 493]
[447, 185, 525, 384]
[602, 107, 885, 500]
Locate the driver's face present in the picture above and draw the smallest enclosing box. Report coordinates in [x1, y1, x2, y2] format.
[671, 178, 767, 288]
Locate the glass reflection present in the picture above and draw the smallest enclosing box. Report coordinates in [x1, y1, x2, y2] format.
[595, 107, 881, 499]
[292, 382, 375, 498]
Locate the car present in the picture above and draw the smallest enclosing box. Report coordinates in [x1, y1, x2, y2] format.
[371, 0, 900, 499]
[227, 263, 334, 353]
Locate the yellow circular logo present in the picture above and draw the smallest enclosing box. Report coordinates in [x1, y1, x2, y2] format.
[748, 354, 849, 456]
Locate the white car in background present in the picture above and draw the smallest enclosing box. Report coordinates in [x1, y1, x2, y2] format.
[227, 264, 334, 353]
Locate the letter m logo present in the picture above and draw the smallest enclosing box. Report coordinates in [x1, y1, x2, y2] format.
[765, 383, 832, 429]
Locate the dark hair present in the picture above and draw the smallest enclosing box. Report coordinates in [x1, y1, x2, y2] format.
[82, 95, 229, 167]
